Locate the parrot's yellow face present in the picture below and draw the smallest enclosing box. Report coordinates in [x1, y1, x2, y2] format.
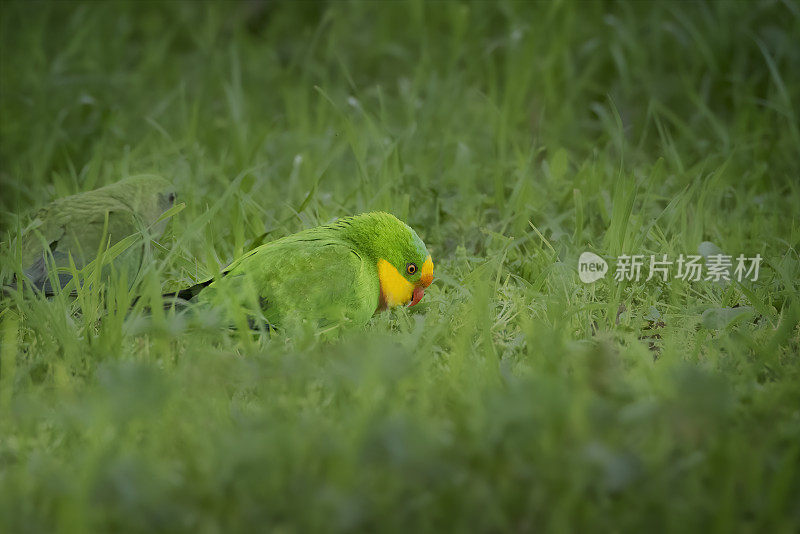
[373, 218, 433, 309]
[336, 211, 433, 311]
[378, 254, 434, 308]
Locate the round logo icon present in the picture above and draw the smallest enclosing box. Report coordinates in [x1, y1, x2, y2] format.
[578, 252, 608, 283]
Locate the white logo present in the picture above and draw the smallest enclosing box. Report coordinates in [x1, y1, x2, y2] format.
[578, 252, 608, 283]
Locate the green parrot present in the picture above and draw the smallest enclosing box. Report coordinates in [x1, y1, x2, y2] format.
[11, 175, 176, 294]
[173, 211, 434, 328]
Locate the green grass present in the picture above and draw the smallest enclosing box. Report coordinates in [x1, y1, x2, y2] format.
[1, 1, 799, 532]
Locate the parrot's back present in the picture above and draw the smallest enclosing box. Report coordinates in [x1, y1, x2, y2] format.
[193, 227, 380, 328]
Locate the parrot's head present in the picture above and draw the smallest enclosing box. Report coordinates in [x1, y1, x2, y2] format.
[340, 212, 434, 310]
[106, 175, 177, 237]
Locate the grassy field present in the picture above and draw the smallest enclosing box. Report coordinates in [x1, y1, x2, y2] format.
[1, 1, 799, 532]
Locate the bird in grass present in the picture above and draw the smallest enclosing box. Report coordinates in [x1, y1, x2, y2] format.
[171, 212, 434, 328]
[8, 175, 177, 294]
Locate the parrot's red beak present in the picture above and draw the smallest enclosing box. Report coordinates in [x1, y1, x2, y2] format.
[408, 255, 434, 307]
[409, 285, 425, 307]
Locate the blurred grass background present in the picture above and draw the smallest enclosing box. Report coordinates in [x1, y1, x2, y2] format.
[1, 0, 799, 532]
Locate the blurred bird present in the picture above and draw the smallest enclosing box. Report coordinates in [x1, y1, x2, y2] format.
[170, 211, 434, 328]
[9, 175, 176, 294]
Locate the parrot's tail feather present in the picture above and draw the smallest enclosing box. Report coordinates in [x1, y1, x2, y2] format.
[161, 279, 213, 302]
[127, 279, 212, 311]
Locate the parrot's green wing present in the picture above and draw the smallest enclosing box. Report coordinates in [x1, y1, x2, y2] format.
[197, 234, 379, 328]
[20, 199, 148, 294]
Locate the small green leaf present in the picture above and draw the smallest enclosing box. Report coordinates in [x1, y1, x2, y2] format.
[154, 202, 186, 225]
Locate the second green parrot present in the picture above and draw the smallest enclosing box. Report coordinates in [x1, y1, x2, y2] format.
[11, 175, 176, 294]
[174, 212, 434, 327]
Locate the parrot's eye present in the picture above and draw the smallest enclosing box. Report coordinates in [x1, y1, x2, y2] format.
[406, 263, 417, 275]
[168, 193, 176, 204]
